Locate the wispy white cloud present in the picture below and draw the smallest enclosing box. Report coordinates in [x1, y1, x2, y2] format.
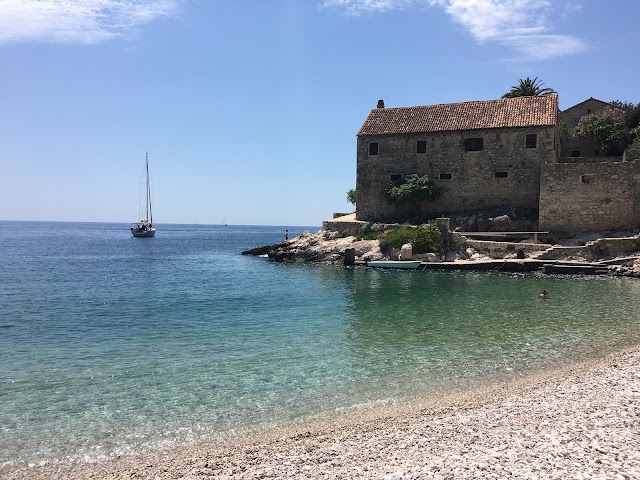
[0, 0, 180, 45]
[323, 0, 587, 60]
[501, 34, 586, 61]
[322, 0, 414, 15]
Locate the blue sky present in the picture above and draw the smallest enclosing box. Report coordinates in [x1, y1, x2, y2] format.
[1, 0, 639, 226]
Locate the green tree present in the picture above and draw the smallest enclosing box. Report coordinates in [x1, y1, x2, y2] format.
[573, 106, 626, 156]
[611, 101, 640, 131]
[384, 174, 441, 222]
[627, 126, 640, 160]
[346, 188, 356, 208]
[384, 174, 440, 205]
[502, 77, 556, 98]
[558, 120, 571, 143]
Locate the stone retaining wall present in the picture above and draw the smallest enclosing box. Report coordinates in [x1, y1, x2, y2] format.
[585, 237, 640, 259]
[464, 239, 549, 258]
[539, 160, 640, 232]
[322, 220, 366, 237]
[536, 237, 640, 261]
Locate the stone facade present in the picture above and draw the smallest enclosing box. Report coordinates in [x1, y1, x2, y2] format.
[356, 127, 557, 221]
[356, 96, 559, 223]
[539, 160, 640, 232]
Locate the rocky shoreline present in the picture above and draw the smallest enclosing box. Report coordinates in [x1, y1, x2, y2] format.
[242, 227, 640, 277]
[8, 345, 640, 479]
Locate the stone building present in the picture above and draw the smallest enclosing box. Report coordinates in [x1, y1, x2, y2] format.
[356, 95, 559, 223]
[355, 95, 640, 233]
[540, 98, 638, 232]
[558, 97, 622, 158]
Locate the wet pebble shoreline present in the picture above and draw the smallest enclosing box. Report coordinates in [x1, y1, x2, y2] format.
[7, 347, 640, 479]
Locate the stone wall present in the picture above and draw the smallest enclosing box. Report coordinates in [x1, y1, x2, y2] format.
[560, 137, 603, 159]
[587, 236, 640, 257]
[464, 239, 549, 258]
[356, 126, 558, 222]
[322, 220, 366, 237]
[536, 237, 640, 261]
[539, 160, 640, 232]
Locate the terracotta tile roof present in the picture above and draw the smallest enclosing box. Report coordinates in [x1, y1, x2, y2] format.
[357, 94, 558, 136]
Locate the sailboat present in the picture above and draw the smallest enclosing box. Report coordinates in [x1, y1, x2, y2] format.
[130, 152, 156, 238]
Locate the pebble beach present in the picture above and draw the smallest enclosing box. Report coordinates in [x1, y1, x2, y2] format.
[8, 346, 640, 480]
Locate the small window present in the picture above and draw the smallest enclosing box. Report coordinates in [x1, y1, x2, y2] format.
[464, 138, 483, 151]
[495, 171, 508, 178]
[390, 174, 403, 182]
[439, 173, 452, 180]
[581, 174, 595, 184]
[369, 142, 379, 155]
[417, 140, 427, 154]
[571, 150, 581, 158]
[587, 109, 591, 114]
[525, 134, 538, 149]
[594, 150, 600, 156]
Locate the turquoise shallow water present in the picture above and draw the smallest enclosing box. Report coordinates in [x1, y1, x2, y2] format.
[2, 221, 640, 471]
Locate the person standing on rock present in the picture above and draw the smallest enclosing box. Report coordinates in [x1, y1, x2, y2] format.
[285, 229, 289, 241]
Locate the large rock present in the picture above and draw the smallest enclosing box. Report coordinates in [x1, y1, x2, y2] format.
[490, 214, 513, 231]
[242, 230, 383, 265]
[400, 243, 413, 260]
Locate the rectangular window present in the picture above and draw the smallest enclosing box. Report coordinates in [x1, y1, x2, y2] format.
[571, 150, 581, 157]
[417, 140, 427, 154]
[390, 174, 403, 182]
[439, 173, 452, 180]
[464, 138, 483, 151]
[369, 142, 379, 156]
[581, 174, 595, 184]
[525, 134, 538, 149]
[495, 171, 508, 178]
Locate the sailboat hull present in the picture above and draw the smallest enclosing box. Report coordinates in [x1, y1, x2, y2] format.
[132, 227, 156, 238]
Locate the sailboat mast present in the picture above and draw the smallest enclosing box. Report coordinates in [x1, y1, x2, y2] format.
[146, 152, 153, 226]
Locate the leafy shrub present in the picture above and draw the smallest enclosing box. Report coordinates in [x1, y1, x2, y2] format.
[354, 223, 384, 241]
[378, 223, 443, 254]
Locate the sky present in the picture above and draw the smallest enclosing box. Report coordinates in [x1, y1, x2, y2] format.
[1, 0, 639, 226]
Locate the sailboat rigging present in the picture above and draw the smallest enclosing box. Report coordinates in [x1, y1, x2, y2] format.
[130, 152, 156, 238]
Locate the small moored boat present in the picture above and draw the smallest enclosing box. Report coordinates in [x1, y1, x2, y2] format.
[366, 260, 422, 270]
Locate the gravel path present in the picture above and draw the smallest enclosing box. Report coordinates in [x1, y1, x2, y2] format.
[7, 347, 640, 479]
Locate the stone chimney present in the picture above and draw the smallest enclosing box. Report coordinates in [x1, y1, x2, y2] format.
[377, 99, 385, 108]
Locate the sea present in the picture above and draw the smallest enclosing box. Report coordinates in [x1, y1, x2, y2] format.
[2, 221, 640, 472]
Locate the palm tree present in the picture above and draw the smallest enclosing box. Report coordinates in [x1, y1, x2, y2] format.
[502, 77, 556, 98]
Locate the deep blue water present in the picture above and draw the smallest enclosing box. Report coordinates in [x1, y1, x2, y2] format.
[2, 221, 640, 471]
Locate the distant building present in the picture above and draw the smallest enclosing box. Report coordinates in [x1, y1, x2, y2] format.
[558, 97, 622, 159]
[355, 95, 640, 232]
